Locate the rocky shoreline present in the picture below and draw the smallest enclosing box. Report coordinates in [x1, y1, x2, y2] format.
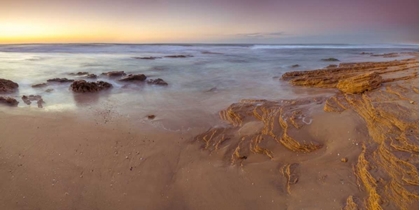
[0, 71, 169, 107]
[194, 56, 419, 210]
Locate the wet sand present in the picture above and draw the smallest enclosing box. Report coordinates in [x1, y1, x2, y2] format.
[0, 55, 418, 210]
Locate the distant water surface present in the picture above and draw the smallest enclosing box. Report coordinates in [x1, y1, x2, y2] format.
[0, 44, 417, 130]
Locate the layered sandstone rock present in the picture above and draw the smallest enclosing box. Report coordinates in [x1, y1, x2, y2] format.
[336, 72, 382, 94]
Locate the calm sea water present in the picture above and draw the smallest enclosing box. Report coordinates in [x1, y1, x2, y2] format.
[0, 44, 417, 130]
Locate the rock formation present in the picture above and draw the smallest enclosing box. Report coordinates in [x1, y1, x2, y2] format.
[119, 74, 147, 82]
[47, 78, 74, 83]
[32, 83, 48, 88]
[0, 78, 19, 93]
[22, 95, 45, 108]
[147, 78, 168, 86]
[0, 96, 18, 106]
[101, 71, 126, 77]
[164, 55, 193, 58]
[70, 80, 112, 93]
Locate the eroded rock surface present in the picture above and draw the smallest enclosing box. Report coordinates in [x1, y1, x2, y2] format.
[194, 55, 419, 210]
[194, 97, 325, 165]
[336, 72, 382, 94]
[282, 58, 418, 90]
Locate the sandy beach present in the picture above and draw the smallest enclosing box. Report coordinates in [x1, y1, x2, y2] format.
[0, 48, 418, 210]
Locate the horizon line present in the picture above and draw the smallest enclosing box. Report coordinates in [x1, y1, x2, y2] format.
[0, 42, 418, 46]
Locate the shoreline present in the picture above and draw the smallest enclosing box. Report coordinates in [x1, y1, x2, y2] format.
[0, 54, 418, 209]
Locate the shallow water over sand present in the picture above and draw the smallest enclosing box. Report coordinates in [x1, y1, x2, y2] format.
[0, 44, 417, 130]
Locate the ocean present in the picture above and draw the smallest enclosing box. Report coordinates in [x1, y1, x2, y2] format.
[0, 44, 417, 130]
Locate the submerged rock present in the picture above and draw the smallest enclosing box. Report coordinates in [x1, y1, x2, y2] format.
[336, 72, 382, 94]
[47, 78, 74, 83]
[326, 64, 338, 68]
[86, 74, 97, 79]
[371, 53, 399, 58]
[0, 96, 19, 106]
[164, 55, 193, 58]
[101, 71, 126, 77]
[22, 95, 45, 108]
[133, 56, 162, 60]
[32, 83, 48, 88]
[291, 64, 300, 68]
[0, 78, 19, 93]
[68, 72, 89, 76]
[321, 58, 339, 62]
[69, 72, 97, 79]
[201, 51, 223, 55]
[147, 78, 168, 86]
[119, 74, 147, 82]
[70, 80, 113, 93]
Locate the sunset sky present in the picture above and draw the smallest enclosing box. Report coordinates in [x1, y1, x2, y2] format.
[1, 0, 418, 44]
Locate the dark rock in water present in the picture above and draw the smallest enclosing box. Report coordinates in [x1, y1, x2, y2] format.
[201, 51, 223, 55]
[326, 64, 338, 68]
[164, 55, 193, 58]
[291, 64, 300, 68]
[119, 74, 147, 82]
[45, 89, 54, 93]
[0, 78, 19, 93]
[86, 74, 97, 79]
[69, 72, 89, 76]
[360, 52, 373, 55]
[22, 95, 44, 108]
[101, 71, 126, 77]
[147, 115, 155, 119]
[0, 96, 18, 106]
[69, 72, 97, 78]
[32, 83, 48, 88]
[321, 58, 339, 62]
[147, 78, 168, 86]
[70, 80, 112, 93]
[371, 53, 399, 58]
[47, 78, 74, 83]
[206, 87, 218, 92]
[133, 56, 162, 60]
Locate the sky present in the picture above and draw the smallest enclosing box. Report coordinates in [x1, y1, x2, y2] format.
[0, 0, 418, 44]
